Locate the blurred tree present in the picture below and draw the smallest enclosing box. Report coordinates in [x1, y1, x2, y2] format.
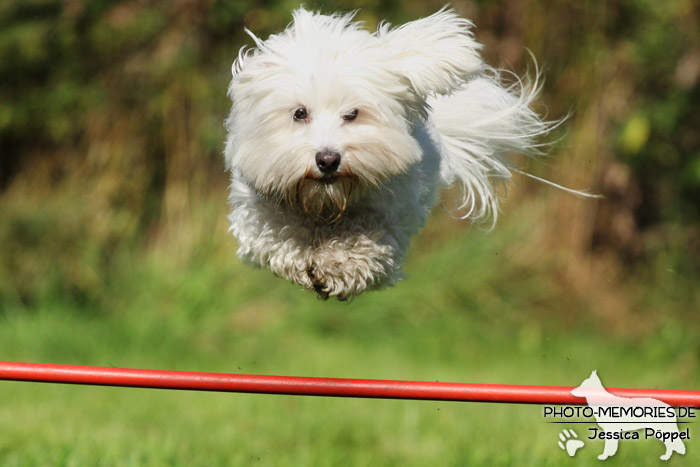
[0, 0, 698, 309]
[595, 0, 700, 268]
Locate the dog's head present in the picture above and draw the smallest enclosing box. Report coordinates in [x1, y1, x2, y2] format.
[225, 7, 482, 221]
[571, 370, 604, 398]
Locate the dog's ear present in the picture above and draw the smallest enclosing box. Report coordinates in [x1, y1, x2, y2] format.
[231, 28, 281, 84]
[378, 8, 482, 97]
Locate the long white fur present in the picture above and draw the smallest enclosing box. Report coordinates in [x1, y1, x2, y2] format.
[225, 7, 567, 300]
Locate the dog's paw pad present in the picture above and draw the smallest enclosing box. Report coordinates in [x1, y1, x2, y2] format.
[557, 429, 584, 457]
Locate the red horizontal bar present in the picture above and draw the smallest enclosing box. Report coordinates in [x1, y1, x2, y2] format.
[1, 361, 699, 407]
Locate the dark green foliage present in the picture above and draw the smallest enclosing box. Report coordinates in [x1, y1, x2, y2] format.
[0, 0, 698, 308]
[613, 0, 700, 228]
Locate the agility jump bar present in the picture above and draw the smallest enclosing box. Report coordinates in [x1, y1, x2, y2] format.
[1, 361, 699, 407]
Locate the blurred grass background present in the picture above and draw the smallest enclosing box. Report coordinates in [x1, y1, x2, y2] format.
[0, 0, 699, 465]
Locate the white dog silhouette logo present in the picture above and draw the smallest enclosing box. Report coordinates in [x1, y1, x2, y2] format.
[571, 370, 687, 461]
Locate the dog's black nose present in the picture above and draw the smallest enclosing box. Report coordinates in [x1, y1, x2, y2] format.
[315, 150, 341, 174]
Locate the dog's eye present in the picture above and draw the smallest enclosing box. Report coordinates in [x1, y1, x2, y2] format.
[343, 109, 358, 122]
[293, 107, 308, 121]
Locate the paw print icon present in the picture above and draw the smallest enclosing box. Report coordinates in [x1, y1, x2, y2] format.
[558, 429, 585, 457]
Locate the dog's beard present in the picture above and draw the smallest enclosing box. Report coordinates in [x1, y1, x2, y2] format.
[246, 142, 417, 223]
[292, 173, 359, 223]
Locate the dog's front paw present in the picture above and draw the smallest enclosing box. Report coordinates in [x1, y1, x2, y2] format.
[306, 266, 332, 301]
[307, 258, 370, 301]
[307, 238, 395, 301]
[263, 248, 316, 292]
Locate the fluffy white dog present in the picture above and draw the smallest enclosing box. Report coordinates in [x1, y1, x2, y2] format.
[225, 7, 574, 300]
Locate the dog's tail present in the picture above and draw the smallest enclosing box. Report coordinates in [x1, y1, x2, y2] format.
[429, 65, 598, 225]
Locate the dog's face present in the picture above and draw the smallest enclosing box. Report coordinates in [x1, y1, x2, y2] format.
[226, 8, 482, 221]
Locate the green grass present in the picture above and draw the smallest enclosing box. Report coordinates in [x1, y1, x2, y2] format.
[1, 208, 698, 465]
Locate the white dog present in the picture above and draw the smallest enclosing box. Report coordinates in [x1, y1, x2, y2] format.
[225, 7, 579, 300]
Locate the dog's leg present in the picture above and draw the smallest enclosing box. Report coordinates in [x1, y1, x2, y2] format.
[307, 225, 403, 300]
[598, 436, 619, 460]
[660, 443, 672, 461]
[241, 224, 316, 292]
[228, 178, 317, 292]
[660, 435, 686, 460]
[266, 241, 316, 291]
